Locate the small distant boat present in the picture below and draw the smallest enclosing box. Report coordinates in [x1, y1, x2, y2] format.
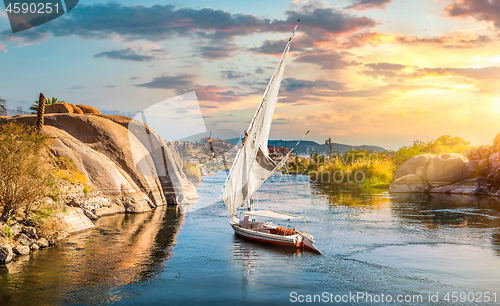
[220, 21, 321, 255]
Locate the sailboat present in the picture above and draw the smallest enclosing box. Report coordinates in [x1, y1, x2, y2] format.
[221, 21, 321, 254]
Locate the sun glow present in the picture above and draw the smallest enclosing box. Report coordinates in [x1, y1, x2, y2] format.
[494, 98, 500, 114]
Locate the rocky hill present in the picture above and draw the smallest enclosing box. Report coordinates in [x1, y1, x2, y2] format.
[390, 132, 500, 196]
[225, 139, 386, 155]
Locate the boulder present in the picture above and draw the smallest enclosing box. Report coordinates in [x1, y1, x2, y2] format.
[10, 223, 21, 235]
[479, 146, 490, 159]
[13, 245, 30, 255]
[415, 166, 427, 183]
[76, 105, 101, 114]
[30, 243, 39, 250]
[494, 132, 500, 145]
[0, 236, 13, 264]
[426, 153, 477, 187]
[478, 159, 489, 175]
[16, 233, 32, 246]
[36, 238, 49, 248]
[471, 147, 480, 160]
[94, 203, 125, 218]
[462, 148, 472, 159]
[390, 174, 426, 193]
[394, 154, 436, 180]
[429, 179, 482, 195]
[67, 104, 84, 114]
[56, 207, 94, 234]
[93, 114, 199, 204]
[490, 153, 500, 171]
[82, 209, 98, 220]
[22, 226, 38, 240]
[45, 102, 83, 114]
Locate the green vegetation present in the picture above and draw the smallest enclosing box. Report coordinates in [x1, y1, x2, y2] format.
[393, 135, 471, 168]
[304, 135, 471, 188]
[0, 122, 56, 222]
[308, 153, 394, 188]
[3, 225, 13, 238]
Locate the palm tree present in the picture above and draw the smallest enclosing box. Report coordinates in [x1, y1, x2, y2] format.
[35, 93, 46, 133]
[30, 97, 64, 112]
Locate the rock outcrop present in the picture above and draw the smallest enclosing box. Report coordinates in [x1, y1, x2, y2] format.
[389, 174, 425, 193]
[0, 236, 13, 263]
[391, 132, 500, 196]
[76, 105, 101, 114]
[4, 113, 198, 208]
[426, 153, 476, 187]
[0, 109, 199, 263]
[394, 154, 435, 181]
[45, 102, 84, 114]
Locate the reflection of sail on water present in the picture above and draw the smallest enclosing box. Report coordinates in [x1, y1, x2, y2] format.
[222, 23, 297, 217]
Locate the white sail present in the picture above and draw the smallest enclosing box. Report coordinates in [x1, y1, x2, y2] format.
[222, 23, 298, 217]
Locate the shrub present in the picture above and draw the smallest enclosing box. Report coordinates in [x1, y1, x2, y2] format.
[183, 162, 201, 182]
[0, 122, 56, 222]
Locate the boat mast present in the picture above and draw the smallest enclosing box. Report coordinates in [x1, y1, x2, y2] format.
[218, 20, 300, 204]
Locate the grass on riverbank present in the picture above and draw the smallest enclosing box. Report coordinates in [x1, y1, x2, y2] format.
[307, 134, 472, 188]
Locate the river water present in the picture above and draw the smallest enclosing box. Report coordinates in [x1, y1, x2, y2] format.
[2, 172, 500, 305]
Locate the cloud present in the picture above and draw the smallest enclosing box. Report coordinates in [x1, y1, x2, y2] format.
[0, 3, 376, 45]
[282, 78, 345, 92]
[136, 74, 196, 92]
[249, 38, 309, 55]
[338, 31, 390, 48]
[445, 0, 500, 29]
[274, 78, 346, 103]
[294, 50, 360, 69]
[361, 62, 408, 82]
[345, 0, 393, 11]
[0, 28, 49, 44]
[255, 67, 265, 74]
[68, 85, 86, 89]
[196, 86, 243, 102]
[417, 67, 500, 80]
[196, 44, 238, 59]
[136, 74, 244, 103]
[361, 62, 500, 82]
[334, 84, 446, 98]
[395, 34, 492, 48]
[221, 70, 245, 79]
[94, 48, 155, 62]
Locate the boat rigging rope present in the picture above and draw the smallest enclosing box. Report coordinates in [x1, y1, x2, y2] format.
[280, 132, 311, 234]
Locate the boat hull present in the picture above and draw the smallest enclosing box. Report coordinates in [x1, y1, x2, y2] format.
[231, 222, 321, 254]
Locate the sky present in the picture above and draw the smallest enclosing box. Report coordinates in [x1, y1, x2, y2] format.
[1, 0, 500, 150]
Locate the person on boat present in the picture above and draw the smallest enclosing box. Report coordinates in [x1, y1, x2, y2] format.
[242, 130, 249, 145]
